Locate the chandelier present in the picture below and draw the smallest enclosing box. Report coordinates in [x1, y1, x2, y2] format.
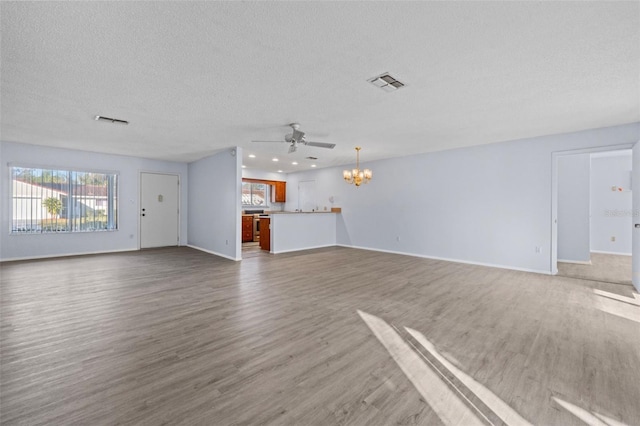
[343, 147, 372, 187]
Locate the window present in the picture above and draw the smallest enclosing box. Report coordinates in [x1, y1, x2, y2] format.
[11, 166, 118, 234]
[242, 182, 269, 207]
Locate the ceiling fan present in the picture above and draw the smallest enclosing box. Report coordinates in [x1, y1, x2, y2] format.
[252, 123, 336, 153]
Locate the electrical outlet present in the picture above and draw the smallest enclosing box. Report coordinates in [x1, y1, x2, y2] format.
[225, 239, 229, 245]
[396, 236, 400, 242]
[535, 246, 542, 253]
[611, 236, 616, 242]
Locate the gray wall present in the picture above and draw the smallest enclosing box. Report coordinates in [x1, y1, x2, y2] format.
[557, 154, 591, 262]
[285, 122, 640, 274]
[0, 141, 189, 261]
[187, 148, 241, 260]
[590, 151, 633, 255]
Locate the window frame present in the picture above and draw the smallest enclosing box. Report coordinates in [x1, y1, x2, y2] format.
[9, 164, 120, 235]
[242, 181, 270, 208]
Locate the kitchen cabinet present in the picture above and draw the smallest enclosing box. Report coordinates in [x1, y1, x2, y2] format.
[260, 217, 270, 251]
[271, 181, 286, 203]
[242, 216, 253, 242]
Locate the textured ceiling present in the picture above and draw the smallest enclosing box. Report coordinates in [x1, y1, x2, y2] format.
[1, 1, 639, 173]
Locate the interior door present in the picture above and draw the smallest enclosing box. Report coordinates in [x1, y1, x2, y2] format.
[632, 142, 639, 291]
[140, 173, 179, 248]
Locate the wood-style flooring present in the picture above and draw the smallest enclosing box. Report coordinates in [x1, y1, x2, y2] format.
[1, 247, 639, 425]
[242, 241, 268, 259]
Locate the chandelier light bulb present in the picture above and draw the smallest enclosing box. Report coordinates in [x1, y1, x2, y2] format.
[343, 147, 372, 187]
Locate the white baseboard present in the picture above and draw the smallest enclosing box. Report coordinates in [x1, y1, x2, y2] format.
[271, 243, 335, 255]
[336, 244, 552, 275]
[187, 244, 240, 261]
[558, 259, 592, 265]
[591, 250, 632, 256]
[0, 248, 138, 263]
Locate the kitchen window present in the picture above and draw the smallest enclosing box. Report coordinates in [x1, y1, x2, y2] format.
[242, 182, 269, 207]
[10, 166, 118, 234]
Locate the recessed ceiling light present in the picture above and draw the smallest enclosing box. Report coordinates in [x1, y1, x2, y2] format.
[311, 164, 317, 168]
[242, 165, 246, 168]
[272, 158, 279, 162]
[248, 154, 256, 158]
[368, 73, 405, 92]
[291, 161, 298, 165]
[277, 170, 283, 173]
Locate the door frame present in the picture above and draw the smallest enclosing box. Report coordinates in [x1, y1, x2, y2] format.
[139, 171, 181, 250]
[551, 144, 634, 275]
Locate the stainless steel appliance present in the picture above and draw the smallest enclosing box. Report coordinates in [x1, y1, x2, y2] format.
[244, 210, 264, 242]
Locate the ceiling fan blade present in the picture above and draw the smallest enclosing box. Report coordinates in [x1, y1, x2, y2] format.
[304, 141, 336, 149]
[288, 143, 297, 154]
[251, 140, 287, 143]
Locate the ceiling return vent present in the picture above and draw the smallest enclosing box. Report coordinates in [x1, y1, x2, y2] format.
[94, 115, 129, 125]
[368, 73, 405, 92]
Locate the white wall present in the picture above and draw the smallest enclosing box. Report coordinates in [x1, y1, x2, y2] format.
[270, 213, 336, 254]
[242, 169, 285, 181]
[590, 151, 633, 255]
[632, 142, 640, 291]
[187, 147, 241, 260]
[286, 123, 640, 274]
[557, 154, 591, 262]
[0, 141, 188, 261]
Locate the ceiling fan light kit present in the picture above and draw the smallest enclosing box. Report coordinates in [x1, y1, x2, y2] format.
[343, 147, 372, 187]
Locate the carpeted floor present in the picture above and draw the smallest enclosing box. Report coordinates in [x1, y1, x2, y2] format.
[558, 252, 632, 284]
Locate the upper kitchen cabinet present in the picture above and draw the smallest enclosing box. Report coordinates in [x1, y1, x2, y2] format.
[271, 181, 286, 203]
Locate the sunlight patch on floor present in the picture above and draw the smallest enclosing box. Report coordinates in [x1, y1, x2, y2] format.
[593, 289, 640, 306]
[553, 397, 629, 426]
[357, 310, 486, 426]
[405, 327, 532, 426]
[593, 289, 640, 323]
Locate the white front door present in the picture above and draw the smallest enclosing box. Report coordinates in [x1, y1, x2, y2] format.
[140, 173, 179, 248]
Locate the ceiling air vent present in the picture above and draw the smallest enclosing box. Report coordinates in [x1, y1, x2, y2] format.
[368, 73, 405, 92]
[94, 115, 129, 125]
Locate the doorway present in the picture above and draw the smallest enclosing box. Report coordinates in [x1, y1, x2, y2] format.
[552, 146, 634, 285]
[140, 172, 180, 248]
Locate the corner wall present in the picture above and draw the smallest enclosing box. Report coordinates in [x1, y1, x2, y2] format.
[0, 141, 189, 261]
[632, 142, 640, 291]
[557, 154, 591, 262]
[187, 147, 241, 260]
[285, 123, 640, 274]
